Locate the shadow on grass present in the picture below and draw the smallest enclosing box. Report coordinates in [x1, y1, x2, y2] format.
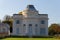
[0, 37, 6, 40]
[0, 35, 53, 39]
[4, 35, 53, 38]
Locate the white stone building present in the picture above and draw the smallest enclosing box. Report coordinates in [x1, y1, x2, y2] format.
[0, 22, 10, 37]
[12, 5, 48, 37]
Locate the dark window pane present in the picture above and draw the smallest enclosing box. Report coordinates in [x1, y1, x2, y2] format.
[35, 25, 38, 35]
[41, 20, 45, 24]
[10, 27, 12, 33]
[40, 28, 46, 35]
[3, 28, 5, 32]
[16, 28, 19, 34]
[16, 20, 20, 24]
[29, 24, 32, 26]
[23, 24, 26, 26]
[35, 24, 38, 27]
[28, 26, 32, 35]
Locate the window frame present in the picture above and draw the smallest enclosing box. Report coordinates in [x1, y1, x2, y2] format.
[16, 20, 20, 24]
[29, 24, 32, 26]
[40, 28, 46, 35]
[16, 28, 19, 34]
[41, 20, 45, 24]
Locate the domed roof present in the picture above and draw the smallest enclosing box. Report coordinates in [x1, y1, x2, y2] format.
[18, 5, 37, 15]
[26, 5, 36, 11]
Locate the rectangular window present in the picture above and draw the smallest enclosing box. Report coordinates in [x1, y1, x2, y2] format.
[28, 24, 32, 35]
[28, 26, 32, 35]
[16, 20, 20, 24]
[35, 27, 38, 35]
[23, 25, 26, 32]
[35, 24, 38, 35]
[23, 24, 26, 26]
[16, 28, 19, 34]
[41, 20, 45, 24]
[29, 24, 32, 26]
[40, 28, 46, 35]
[35, 24, 38, 27]
[3, 28, 5, 32]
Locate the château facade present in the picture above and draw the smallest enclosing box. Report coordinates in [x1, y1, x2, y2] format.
[12, 5, 48, 37]
[0, 22, 10, 37]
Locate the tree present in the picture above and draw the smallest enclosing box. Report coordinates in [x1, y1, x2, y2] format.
[0, 20, 1, 22]
[3, 15, 11, 21]
[48, 23, 60, 36]
[2, 15, 13, 33]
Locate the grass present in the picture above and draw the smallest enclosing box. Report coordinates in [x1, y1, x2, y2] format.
[1, 38, 60, 40]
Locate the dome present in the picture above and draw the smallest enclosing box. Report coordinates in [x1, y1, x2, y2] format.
[26, 5, 36, 11]
[18, 5, 37, 15]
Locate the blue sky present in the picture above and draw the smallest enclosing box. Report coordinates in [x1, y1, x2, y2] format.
[0, 0, 60, 26]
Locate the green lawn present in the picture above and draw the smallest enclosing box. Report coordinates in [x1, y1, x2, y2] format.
[1, 38, 60, 40]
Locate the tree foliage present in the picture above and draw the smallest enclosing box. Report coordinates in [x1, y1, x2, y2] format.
[48, 23, 60, 36]
[2, 15, 13, 33]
